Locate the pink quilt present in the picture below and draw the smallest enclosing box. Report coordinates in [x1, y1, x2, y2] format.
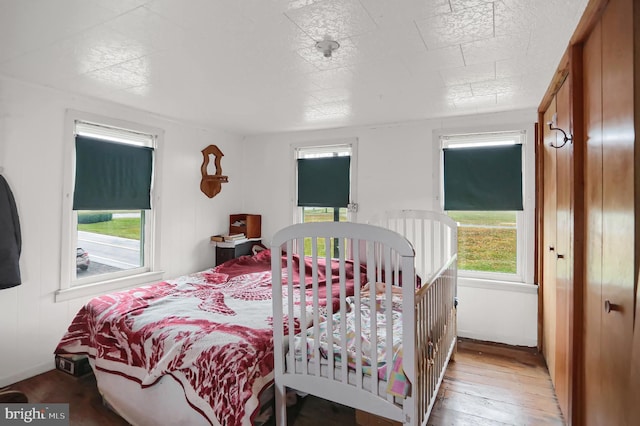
[55, 250, 364, 425]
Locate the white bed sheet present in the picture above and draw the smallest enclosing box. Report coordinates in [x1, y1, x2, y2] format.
[92, 361, 275, 426]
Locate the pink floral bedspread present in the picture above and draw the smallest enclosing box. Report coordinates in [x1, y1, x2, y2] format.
[55, 250, 364, 425]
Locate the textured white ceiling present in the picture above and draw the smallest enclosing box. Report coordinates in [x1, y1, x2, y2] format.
[0, 0, 588, 135]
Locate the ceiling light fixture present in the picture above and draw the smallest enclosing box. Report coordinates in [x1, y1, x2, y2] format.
[315, 38, 340, 58]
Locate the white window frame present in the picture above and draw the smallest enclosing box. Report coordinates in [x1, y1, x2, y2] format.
[433, 125, 535, 285]
[56, 110, 164, 302]
[290, 138, 358, 225]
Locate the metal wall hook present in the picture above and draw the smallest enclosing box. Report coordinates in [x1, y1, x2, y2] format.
[547, 121, 573, 149]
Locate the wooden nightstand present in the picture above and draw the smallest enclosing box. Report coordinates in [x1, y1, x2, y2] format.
[214, 239, 261, 266]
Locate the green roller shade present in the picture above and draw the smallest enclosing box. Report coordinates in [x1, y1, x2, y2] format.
[444, 144, 523, 211]
[73, 135, 153, 210]
[297, 156, 350, 207]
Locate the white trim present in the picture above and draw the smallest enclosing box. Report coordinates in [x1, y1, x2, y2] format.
[521, 123, 536, 285]
[457, 266, 524, 283]
[55, 271, 165, 302]
[75, 121, 155, 147]
[68, 109, 164, 139]
[0, 362, 55, 388]
[456, 329, 537, 348]
[458, 277, 538, 294]
[59, 110, 164, 296]
[72, 265, 150, 287]
[60, 112, 77, 292]
[440, 129, 525, 143]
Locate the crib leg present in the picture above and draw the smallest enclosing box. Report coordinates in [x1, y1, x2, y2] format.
[274, 383, 287, 426]
[450, 338, 458, 362]
[451, 318, 458, 362]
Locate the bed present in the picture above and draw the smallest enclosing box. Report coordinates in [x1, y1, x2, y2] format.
[271, 210, 457, 426]
[54, 248, 366, 425]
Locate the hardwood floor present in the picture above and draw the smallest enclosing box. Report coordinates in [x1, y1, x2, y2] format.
[7, 339, 564, 425]
[7, 368, 128, 426]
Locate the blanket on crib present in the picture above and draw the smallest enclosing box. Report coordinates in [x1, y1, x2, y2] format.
[55, 250, 365, 426]
[293, 293, 410, 397]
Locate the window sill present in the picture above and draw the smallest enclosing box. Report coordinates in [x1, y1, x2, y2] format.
[55, 271, 164, 302]
[458, 277, 537, 294]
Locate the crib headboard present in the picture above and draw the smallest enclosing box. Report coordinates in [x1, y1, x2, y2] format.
[271, 221, 416, 289]
[368, 210, 457, 286]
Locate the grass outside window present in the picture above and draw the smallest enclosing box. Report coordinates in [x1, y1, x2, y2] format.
[77, 210, 141, 240]
[301, 207, 347, 257]
[447, 211, 517, 274]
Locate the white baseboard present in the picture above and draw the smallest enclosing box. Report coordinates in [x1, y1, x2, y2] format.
[0, 361, 55, 388]
[458, 329, 537, 348]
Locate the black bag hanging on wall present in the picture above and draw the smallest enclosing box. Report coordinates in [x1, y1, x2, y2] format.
[0, 175, 21, 289]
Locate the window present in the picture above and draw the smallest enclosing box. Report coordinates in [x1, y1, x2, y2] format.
[293, 140, 358, 257]
[440, 130, 529, 281]
[57, 111, 164, 301]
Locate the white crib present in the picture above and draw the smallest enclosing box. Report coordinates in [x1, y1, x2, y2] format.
[271, 211, 457, 426]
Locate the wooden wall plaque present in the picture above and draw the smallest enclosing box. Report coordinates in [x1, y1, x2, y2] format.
[200, 144, 228, 198]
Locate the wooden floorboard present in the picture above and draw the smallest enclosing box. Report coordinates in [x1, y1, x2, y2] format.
[7, 339, 564, 425]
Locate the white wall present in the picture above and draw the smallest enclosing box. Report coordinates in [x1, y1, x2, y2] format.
[242, 109, 538, 347]
[0, 77, 244, 386]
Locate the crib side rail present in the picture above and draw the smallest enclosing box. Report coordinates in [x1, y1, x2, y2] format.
[369, 210, 458, 426]
[412, 253, 457, 426]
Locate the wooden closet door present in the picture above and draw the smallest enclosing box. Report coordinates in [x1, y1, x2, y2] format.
[581, 0, 635, 423]
[542, 102, 558, 382]
[554, 79, 572, 420]
[541, 81, 573, 421]
[627, 0, 640, 422]
[599, 0, 635, 422]
[582, 18, 604, 426]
